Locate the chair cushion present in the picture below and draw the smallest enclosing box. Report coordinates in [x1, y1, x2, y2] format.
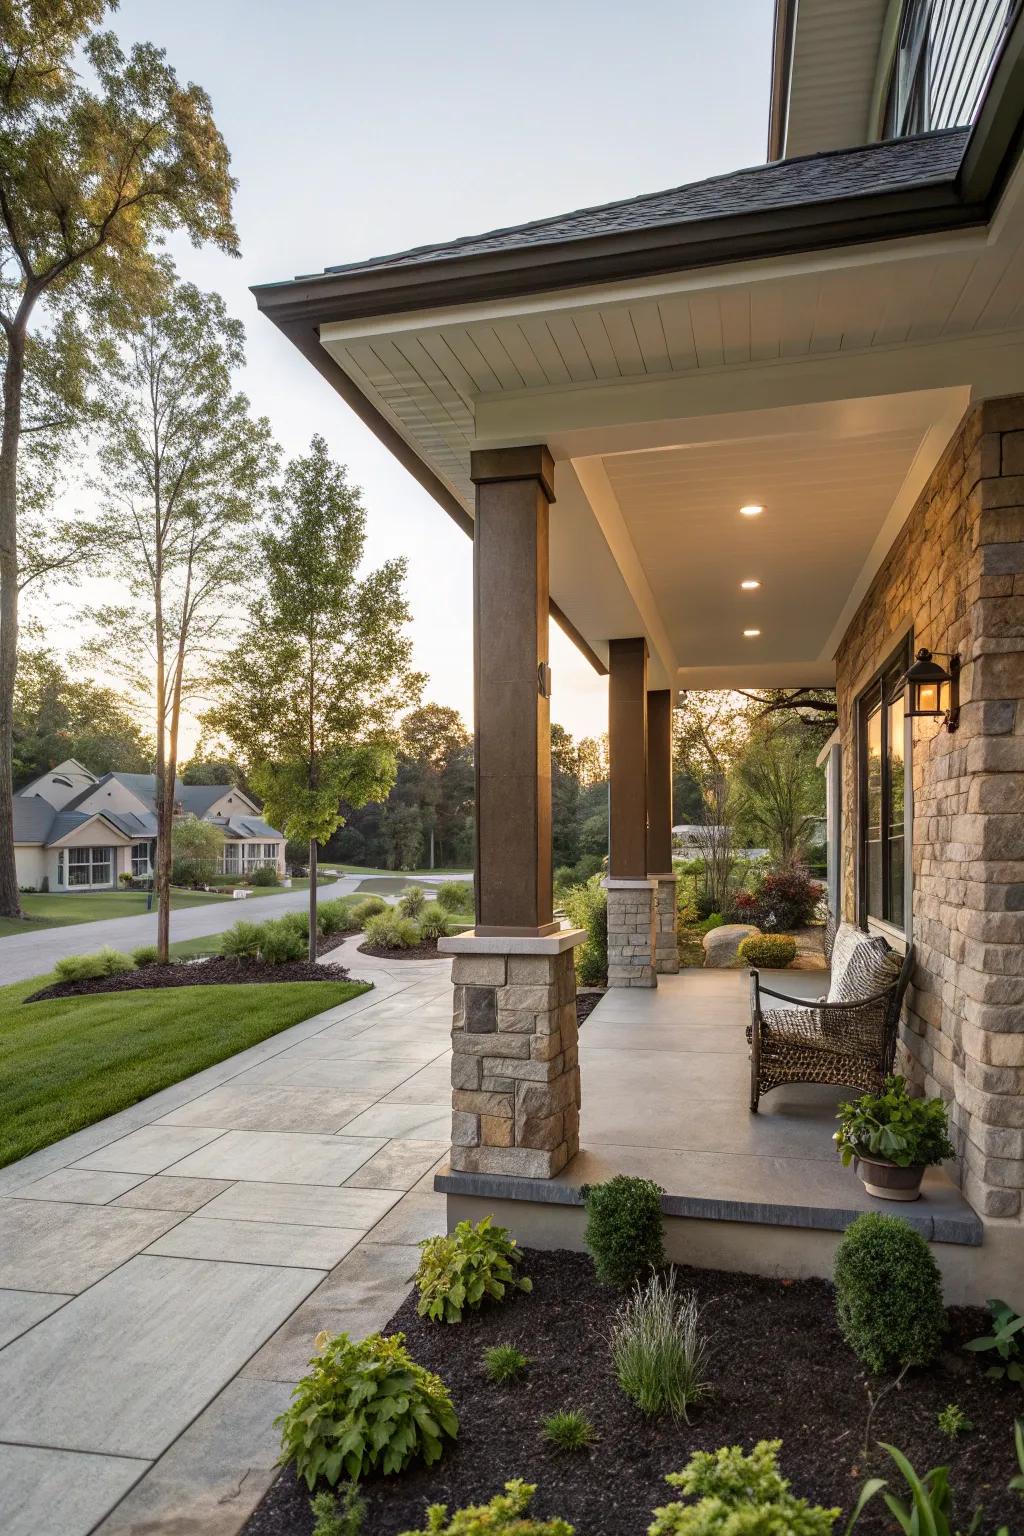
[827, 923, 901, 1004]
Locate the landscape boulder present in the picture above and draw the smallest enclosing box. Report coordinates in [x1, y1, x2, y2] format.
[702, 923, 761, 968]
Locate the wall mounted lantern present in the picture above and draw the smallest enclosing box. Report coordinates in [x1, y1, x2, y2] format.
[897, 647, 960, 731]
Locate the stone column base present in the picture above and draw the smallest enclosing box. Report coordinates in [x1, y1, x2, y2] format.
[605, 877, 658, 988]
[653, 874, 679, 973]
[438, 929, 587, 1179]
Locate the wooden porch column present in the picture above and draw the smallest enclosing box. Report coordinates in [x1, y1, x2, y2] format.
[606, 638, 657, 986]
[470, 445, 556, 937]
[647, 688, 679, 974]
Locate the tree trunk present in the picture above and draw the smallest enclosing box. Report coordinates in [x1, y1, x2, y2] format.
[0, 325, 26, 919]
[429, 826, 435, 870]
[308, 838, 318, 963]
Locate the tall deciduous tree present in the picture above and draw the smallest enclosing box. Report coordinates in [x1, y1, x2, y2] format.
[0, 0, 237, 915]
[204, 436, 424, 957]
[88, 278, 275, 960]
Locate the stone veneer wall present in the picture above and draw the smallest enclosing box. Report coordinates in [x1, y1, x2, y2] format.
[606, 882, 657, 987]
[449, 949, 581, 1177]
[835, 395, 1024, 1218]
[654, 876, 680, 974]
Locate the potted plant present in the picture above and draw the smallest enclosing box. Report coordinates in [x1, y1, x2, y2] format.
[834, 1075, 955, 1200]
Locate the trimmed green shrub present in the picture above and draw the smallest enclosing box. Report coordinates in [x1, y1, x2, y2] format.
[310, 1482, 366, 1536]
[416, 1216, 532, 1324]
[583, 1175, 665, 1288]
[220, 920, 263, 960]
[277, 1330, 458, 1489]
[351, 896, 387, 926]
[833, 1212, 946, 1373]
[364, 911, 420, 950]
[317, 899, 354, 937]
[483, 1344, 529, 1384]
[278, 910, 310, 939]
[54, 952, 109, 982]
[436, 880, 473, 914]
[249, 863, 280, 887]
[397, 1481, 573, 1536]
[737, 934, 797, 968]
[649, 1440, 840, 1536]
[562, 875, 607, 986]
[419, 906, 450, 941]
[398, 884, 427, 918]
[541, 1410, 596, 1452]
[97, 947, 136, 975]
[611, 1269, 708, 1422]
[131, 944, 161, 967]
[259, 917, 307, 964]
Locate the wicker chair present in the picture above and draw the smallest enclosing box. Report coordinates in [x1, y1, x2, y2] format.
[747, 936, 916, 1112]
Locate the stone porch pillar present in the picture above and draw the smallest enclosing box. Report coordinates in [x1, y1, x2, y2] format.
[439, 445, 584, 1179]
[647, 688, 679, 974]
[606, 638, 657, 987]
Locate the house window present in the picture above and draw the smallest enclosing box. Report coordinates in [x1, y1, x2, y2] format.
[223, 844, 241, 875]
[858, 640, 912, 932]
[56, 850, 64, 886]
[132, 841, 154, 878]
[883, 0, 1011, 137]
[67, 847, 113, 887]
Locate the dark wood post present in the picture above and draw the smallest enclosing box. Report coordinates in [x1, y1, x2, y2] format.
[646, 689, 674, 875]
[470, 445, 557, 937]
[608, 638, 649, 878]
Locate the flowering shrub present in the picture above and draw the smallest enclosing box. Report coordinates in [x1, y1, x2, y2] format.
[746, 864, 821, 932]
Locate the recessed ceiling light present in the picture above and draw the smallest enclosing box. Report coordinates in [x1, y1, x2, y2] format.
[743, 628, 761, 637]
[740, 579, 761, 590]
[739, 504, 764, 517]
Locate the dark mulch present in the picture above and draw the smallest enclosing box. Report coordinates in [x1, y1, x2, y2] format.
[576, 989, 604, 1025]
[242, 1250, 1019, 1536]
[358, 939, 445, 961]
[25, 933, 353, 1003]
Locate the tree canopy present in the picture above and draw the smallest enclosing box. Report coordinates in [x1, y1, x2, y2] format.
[13, 647, 152, 785]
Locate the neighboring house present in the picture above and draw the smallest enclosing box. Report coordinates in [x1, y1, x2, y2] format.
[13, 760, 286, 890]
[255, 0, 1024, 1244]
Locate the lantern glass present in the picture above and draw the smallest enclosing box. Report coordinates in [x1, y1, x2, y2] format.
[915, 680, 940, 715]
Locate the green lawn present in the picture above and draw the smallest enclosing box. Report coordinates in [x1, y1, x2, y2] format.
[0, 973, 370, 1168]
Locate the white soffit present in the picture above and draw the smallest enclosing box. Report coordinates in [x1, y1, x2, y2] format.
[784, 0, 891, 157]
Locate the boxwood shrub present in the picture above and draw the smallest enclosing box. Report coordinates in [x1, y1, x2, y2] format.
[833, 1212, 946, 1373]
[582, 1175, 665, 1288]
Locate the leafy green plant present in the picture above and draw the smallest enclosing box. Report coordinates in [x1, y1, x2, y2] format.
[738, 934, 797, 968]
[483, 1344, 529, 1384]
[582, 1175, 665, 1288]
[937, 1403, 972, 1439]
[849, 1427, 1024, 1536]
[416, 1216, 531, 1324]
[419, 907, 450, 941]
[98, 947, 136, 976]
[276, 1330, 458, 1490]
[835, 1076, 955, 1169]
[541, 1410, 596, 1452]
[310, 1481, 366, 1536]
[398, 884, 426, 918]
[317, 899, 355, 937]
[249, 863, 280, 886]
[53, 953, 108, 982]
[649, 1439, 841, 1536]
[610, 1268, 708, 1422]
[131, 944, 161, 967]
[562, 875, 607, 986]
[364, 911, 421, 950]
[397, 1480, 573, 1536]
[220, 919, 263, 960]
[436, 881, 473, 914]
[351, 896, 387, 925]
[259, 917, 307, 964]
[833, 1213, 946, 1373]
[965, 1299, 1024, 1384]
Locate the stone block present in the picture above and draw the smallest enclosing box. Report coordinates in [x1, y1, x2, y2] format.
[496, 983, 558, 1013]
[455, 985, 497, 1034]
[451, 955, 506, 986]
[530, 1030, 562, 1062]
[450, 1144, 567, 1178]
[515, 1073, 576, 1119]
[480, 1115, 514, 1148]
[488, 1054, 562, 1082]
[480, 1075, 514, 1093]
[451, 1054, 481, 1091]
[507, 955, 559, 983]
[452, 1033, 530, 1058]
[451, 1111, 479, 1148]
[514, 1109, 564, 1151]
[452, 1089, 513, 1117]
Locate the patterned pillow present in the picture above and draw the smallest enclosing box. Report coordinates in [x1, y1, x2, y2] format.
[828, 928, 901, 1004]
[827, 923, 865, 999]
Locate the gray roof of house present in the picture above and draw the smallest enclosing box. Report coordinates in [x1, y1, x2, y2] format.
[316, 129, 971, 279]
[61, 773, 255, 819]
[215, 816, 283, 842]
[12, 796, 59, 844]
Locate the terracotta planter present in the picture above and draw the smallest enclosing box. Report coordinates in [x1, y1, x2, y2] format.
[854, 1155, 925, 1201]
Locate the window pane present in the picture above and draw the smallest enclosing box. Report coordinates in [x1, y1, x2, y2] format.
[887, 693, 905, 923]
[866, 705, 883, 920]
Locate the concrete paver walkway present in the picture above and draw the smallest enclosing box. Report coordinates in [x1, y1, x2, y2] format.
[0, 939, 453, 1536]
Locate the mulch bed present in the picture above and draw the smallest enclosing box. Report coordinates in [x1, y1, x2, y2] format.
[24, 933, 353, 1003]
[243, 1249, 1019, 1536]
[358, 938, 445, 961]
[576, 988, 604, 1025]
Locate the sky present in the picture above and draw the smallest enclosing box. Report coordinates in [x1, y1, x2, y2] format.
[54, 0, 774, 749]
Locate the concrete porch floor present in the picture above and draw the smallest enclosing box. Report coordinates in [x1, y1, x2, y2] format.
[439, 968, 998, 1291]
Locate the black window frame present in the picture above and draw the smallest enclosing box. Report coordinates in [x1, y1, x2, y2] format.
[857, 636, 913, 935]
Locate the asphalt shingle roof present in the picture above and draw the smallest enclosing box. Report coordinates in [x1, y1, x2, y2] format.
[318, 130, 971, 279]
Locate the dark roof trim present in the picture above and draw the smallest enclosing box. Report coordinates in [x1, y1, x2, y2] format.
[767, 0, 797, 163]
